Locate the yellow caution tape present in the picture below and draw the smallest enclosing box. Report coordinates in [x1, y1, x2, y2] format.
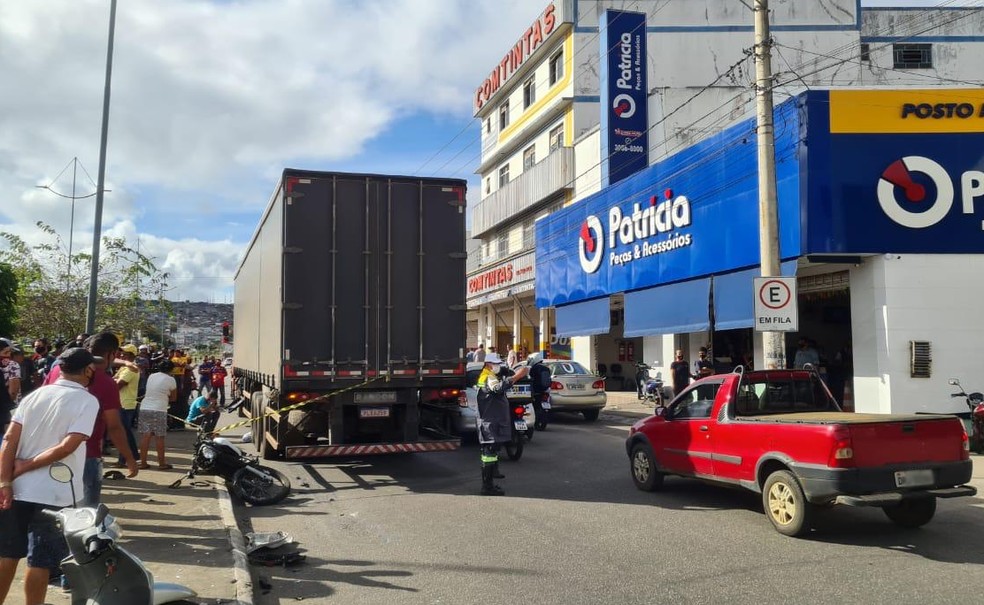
[169, 376, 384, 436]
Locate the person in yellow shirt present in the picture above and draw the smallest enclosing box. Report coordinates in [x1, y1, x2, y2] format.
[169, 349, 190, 425]
[114, 345, 141, 467]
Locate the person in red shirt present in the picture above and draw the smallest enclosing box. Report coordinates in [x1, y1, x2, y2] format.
[210, 363, 227, 408]
[45, 333, 138, 505]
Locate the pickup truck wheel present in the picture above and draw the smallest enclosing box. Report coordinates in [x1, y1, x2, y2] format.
[630, 443, 664, 492]
[882, 497, 937, 529]
[763, 470, 813, 537]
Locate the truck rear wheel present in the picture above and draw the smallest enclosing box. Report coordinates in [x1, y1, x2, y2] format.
[882, 497, 937, 529]
[762, 470, 813, 537]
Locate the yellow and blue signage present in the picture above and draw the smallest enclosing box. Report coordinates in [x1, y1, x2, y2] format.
[599, 9, 648, 186]
[536, 89, 984, 309]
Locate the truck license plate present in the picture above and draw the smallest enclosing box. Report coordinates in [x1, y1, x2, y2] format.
[514, 420, 528, 431]
[354, 391, 397, 404]
[359, 406, 390, 419]
[894, 469, 934, 488]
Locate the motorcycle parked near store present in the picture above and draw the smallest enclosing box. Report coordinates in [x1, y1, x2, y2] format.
[635, 361, 665, 407]
[170, 428, 292, 505]
[949, 378, 984, 454]
[46, 463, 197, 605]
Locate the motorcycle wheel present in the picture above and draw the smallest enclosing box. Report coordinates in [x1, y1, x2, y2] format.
[505, 432, 524, 461]
[231, 465, 291, 506]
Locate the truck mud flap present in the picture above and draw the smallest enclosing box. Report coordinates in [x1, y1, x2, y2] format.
[285, 439, 460, 459]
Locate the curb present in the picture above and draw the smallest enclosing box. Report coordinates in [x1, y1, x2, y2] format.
[216, 481, 254, 605]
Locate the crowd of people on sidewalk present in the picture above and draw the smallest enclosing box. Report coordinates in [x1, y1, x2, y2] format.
[0, 332, 230, 605]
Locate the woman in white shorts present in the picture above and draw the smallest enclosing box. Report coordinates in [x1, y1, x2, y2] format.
[139, 360, 177, 469]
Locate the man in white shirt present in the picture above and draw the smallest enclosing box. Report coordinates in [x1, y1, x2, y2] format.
[0, 348, 101, 605]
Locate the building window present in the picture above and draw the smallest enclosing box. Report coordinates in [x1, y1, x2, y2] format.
[485, 118, 491, 134]
[893, 43, 932, 69]
[522, 217, 536, 249]
[523, 145, 536, 170]
[859, 43, 870, 63]
[549, 49, 564, 85]
[496, 231, 510, 258]
[549, 124, 564, 152]
[498, 164, 510, 187]
[485, 177, 491, 195]
[499, 101, 510, 130]
[523, 76, 536, 109]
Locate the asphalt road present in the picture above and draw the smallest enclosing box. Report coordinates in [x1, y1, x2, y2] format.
[233, 411, 984, 605]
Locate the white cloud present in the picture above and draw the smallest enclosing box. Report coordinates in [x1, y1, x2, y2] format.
[0, 0, 543, 300]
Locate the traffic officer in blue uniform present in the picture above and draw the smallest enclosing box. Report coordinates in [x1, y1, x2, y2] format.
[476, 352, 529, 496]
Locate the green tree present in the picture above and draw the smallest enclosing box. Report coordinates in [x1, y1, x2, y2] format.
[0, 222, 171, 341]
[0, 263, 17, 336]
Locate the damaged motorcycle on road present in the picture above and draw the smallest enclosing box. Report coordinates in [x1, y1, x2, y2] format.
[170, 428, 291, 505]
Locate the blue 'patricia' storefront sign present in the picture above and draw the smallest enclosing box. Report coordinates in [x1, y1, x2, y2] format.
[536, 89, 984, 323]
[599, 9, 648, 186]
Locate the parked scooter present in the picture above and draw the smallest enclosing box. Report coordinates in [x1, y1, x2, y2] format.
[949, 378, 984, 454]
[635, 361, 665, 407]
[170, 427, 291, 505]
[46, 463, 197, 605]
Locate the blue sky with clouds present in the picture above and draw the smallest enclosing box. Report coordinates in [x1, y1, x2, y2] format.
[1, 0, 980, 302]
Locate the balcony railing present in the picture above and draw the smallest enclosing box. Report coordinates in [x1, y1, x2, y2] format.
[471, 146, 574, 237]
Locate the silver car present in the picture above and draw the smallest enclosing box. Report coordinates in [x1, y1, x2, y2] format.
[541, 360, 606, 421]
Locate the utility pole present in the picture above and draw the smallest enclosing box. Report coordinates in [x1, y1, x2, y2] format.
[160, 283, 167, 348]
[36, 157, 93, 291]
[68, 158, 77, 289]
[753, 0, 785, 369]
[85, 0, 118, 333]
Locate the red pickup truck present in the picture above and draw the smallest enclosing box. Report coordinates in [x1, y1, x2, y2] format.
[626, 368, 976, 536]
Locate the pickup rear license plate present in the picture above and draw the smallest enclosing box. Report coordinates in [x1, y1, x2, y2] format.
[895, 469, 934, 488]
[514, 420, 528, 431]
[354, 391, 397, 404]
[359, 406, 390, 419]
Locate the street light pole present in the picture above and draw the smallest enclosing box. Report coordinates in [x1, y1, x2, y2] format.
[85, 0, 118, 333]
[753, 0, 785, 369]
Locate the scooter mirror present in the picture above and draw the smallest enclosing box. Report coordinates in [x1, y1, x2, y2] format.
[948, 378, 960, 386]
[49, 462, 73, 484]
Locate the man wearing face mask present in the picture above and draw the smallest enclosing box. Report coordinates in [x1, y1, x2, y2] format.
[0, 348, 100, 605]
[475, 352, 530, 496]
[45, 333, 139, 506]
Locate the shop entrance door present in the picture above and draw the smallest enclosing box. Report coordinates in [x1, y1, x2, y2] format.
[788, 271, 853, 408]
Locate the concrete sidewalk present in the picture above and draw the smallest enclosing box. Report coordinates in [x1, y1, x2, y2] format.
[11, 428, 247, 605]
[602, 389, 661, 419]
